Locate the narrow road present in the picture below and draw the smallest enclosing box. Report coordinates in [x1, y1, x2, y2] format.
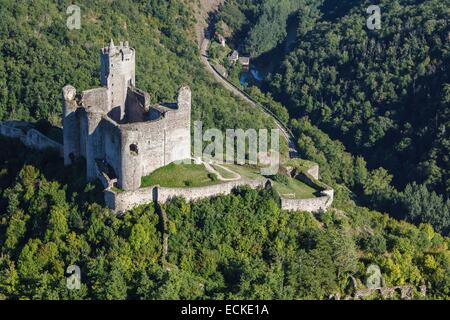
[199, 34, 299, 158]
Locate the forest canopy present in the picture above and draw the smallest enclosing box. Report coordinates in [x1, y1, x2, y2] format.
[0, 139, 448, 299]
[215, 0, 450, 233]
[0, 0, 449, 300]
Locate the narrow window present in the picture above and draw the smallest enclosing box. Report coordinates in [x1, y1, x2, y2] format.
[130, 144, 139, 156]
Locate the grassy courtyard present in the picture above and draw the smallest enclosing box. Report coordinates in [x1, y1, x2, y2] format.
[140, 161, 320, 199]
[272, 177, 319, 200]
[224, 163, 319, 199]
[141, 162, 220, 188]
[222, 163, 262, 180]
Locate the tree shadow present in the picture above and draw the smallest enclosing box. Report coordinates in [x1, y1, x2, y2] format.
[320, 0, 367, 21]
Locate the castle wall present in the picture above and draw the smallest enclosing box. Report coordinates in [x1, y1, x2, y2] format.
[119, 128, 144, 191]
[105, 178, 268, 213]
[306, 165, 320, 180]
[125, 88, 150, 123]
[139, 120, 166, 176]
[157, 178, 265, 203]
[24, 129, 63, 156]
[0, 122, 63, 156]
[0, 122, 24, 139]
[102, 117, 121, 180]
[86, 112, 104, 181]
[62, 85, 80, 165]
[80, 88, 109, 113]
[163, 87, 191, 165]
[78, 110, 88, 158]
[280, 189, 334, 212]
[280, 165, 334, 212]
[116, 87, 192, 186]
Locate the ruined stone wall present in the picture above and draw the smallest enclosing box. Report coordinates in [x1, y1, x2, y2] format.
[280, 189, 334, 212]
[80, 88, 109, 113]
[85, 112, 105, 181]
[163, 87, 191, 166]
[62, 85, 80, 165]
[306, 164, 319, 180]
[157, 178, 265, 203]
[125, 87, 150, 123]
[119, 127, 145, 190]
[102, 117, 121, 181]
[0, 122, 63, 156]
[24, 129, 63, 156]
[105, 178, 268, 213]
[280, 164, 334, 212]
[78, 109, 88, 159]
[0, 122, 24, 139]
[116, 87, 192, 191]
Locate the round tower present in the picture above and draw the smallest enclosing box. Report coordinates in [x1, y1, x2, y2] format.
[62, 85, 79, 166]
[119, 128, 143, 191]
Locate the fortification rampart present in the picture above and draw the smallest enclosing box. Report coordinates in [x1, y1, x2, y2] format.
[0, 121, 63, 156]
[280, 189, 334, 212]
[105, 178, 269, 213]
[280, 165, 334, 213]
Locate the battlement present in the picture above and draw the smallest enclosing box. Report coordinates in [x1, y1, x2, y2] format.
[101, 39, 132, 55]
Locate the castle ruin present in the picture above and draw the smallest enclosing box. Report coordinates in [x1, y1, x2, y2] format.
[62, 40, 191, 191]
[0, 40, 334, 214]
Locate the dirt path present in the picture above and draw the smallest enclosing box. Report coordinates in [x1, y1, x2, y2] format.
[204, 161, 241, 181]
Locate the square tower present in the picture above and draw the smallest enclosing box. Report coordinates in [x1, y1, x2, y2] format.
[100, 39, 136, 121]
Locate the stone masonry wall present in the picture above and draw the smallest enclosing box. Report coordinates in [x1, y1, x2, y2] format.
[105, 178, 268, 213]
[0, 122, 63, 156]
[0, 122, 24, 139]
[306, 164, 319, 180]
[24, 129, 63, 156]
[280, 189, 334, 212]
[280, 165, 334, 212]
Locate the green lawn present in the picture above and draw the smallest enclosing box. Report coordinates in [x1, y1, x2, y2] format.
[141, 162, 220, 188]
[211, 164, 239, 179]
[272, 177, 319, 200]
[140, 162, 318, 199]
[222, 164, 263, 180]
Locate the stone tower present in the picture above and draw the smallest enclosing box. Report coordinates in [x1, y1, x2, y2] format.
[100, 39, 136, 121]
[62, 40, 192, 192]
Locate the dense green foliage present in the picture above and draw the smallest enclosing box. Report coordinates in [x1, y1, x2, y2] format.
[292, 117, 450, 235]
[0, 0, 277, 133]
[217, 0, 450, 234]
[1, 0, 449, 300]
[270, 0, 450, 196]
[0, 140, 449, 299]
[217, 0, 310, 57]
